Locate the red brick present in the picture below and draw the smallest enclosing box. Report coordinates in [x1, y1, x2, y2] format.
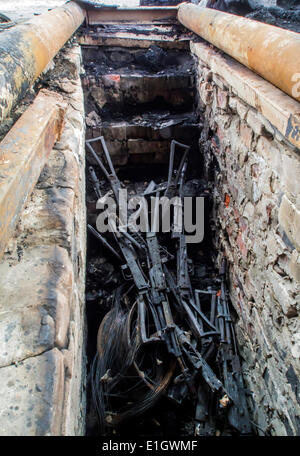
[225, 193, 231, 207]
[237, 232, 248, 259]
[240, 121, 253, 148]
[102, 74, 120, 87]
[217, 88, 229, 110]
[239, 217, 248, 233]
[234, 208, 240, 222]
[199, 81, 213, 105]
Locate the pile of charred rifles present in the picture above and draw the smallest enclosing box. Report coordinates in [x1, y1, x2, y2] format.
[86, 136, 252, 436]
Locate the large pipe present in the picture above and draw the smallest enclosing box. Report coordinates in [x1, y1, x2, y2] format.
[0, 1, 85, 122]
[0, 89, 66, 261]
[177, 3, 300, 102]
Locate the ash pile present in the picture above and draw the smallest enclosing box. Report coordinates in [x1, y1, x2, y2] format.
[86, 137, 252, 436]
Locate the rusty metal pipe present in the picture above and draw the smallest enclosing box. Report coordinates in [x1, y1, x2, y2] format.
[0, 89, 66, 261]
[177, 3, 300, 102]
[0, 1, 85, 122]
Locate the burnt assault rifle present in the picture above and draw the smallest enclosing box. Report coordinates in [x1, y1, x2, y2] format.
[86, 136, 150, 294]
[87, 137, 188, 402]
[216, 260, 252, 434]
[86, 136, 251, 434]
[145, 142, 229, 401]
[87, 136, 228, 393]
[167, 142, 230, 403]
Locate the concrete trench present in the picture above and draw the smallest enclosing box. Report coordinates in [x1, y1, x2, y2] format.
[82, 39, 204, 436]
[0, 5, 299, 437]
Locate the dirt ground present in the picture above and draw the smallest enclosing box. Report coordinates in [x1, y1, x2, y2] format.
[0, 0, 138, 22]
[0, 0, 65, 21]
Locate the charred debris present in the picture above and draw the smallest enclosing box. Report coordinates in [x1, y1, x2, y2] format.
[85, 136, 253, 437]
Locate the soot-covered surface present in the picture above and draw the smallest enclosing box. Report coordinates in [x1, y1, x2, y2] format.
[84, 143, 252, 437]
[85, 167, 210, 436]
[199, 0, 300, 32]
[83, 35, 252, 438]
[82, 45, 195, 77]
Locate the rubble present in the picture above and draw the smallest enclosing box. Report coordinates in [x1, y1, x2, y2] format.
[85, 136, 252, 436]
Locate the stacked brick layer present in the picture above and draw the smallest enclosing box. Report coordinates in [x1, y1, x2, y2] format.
[0, 45, 86, 435]
[192, 41, 300, 436]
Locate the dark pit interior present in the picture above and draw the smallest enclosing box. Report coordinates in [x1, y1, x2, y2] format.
[82, 42, 253, 437]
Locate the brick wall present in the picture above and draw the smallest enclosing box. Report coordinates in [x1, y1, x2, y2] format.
[192, 41, 300, 435]
[0, 45, 86, 435]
